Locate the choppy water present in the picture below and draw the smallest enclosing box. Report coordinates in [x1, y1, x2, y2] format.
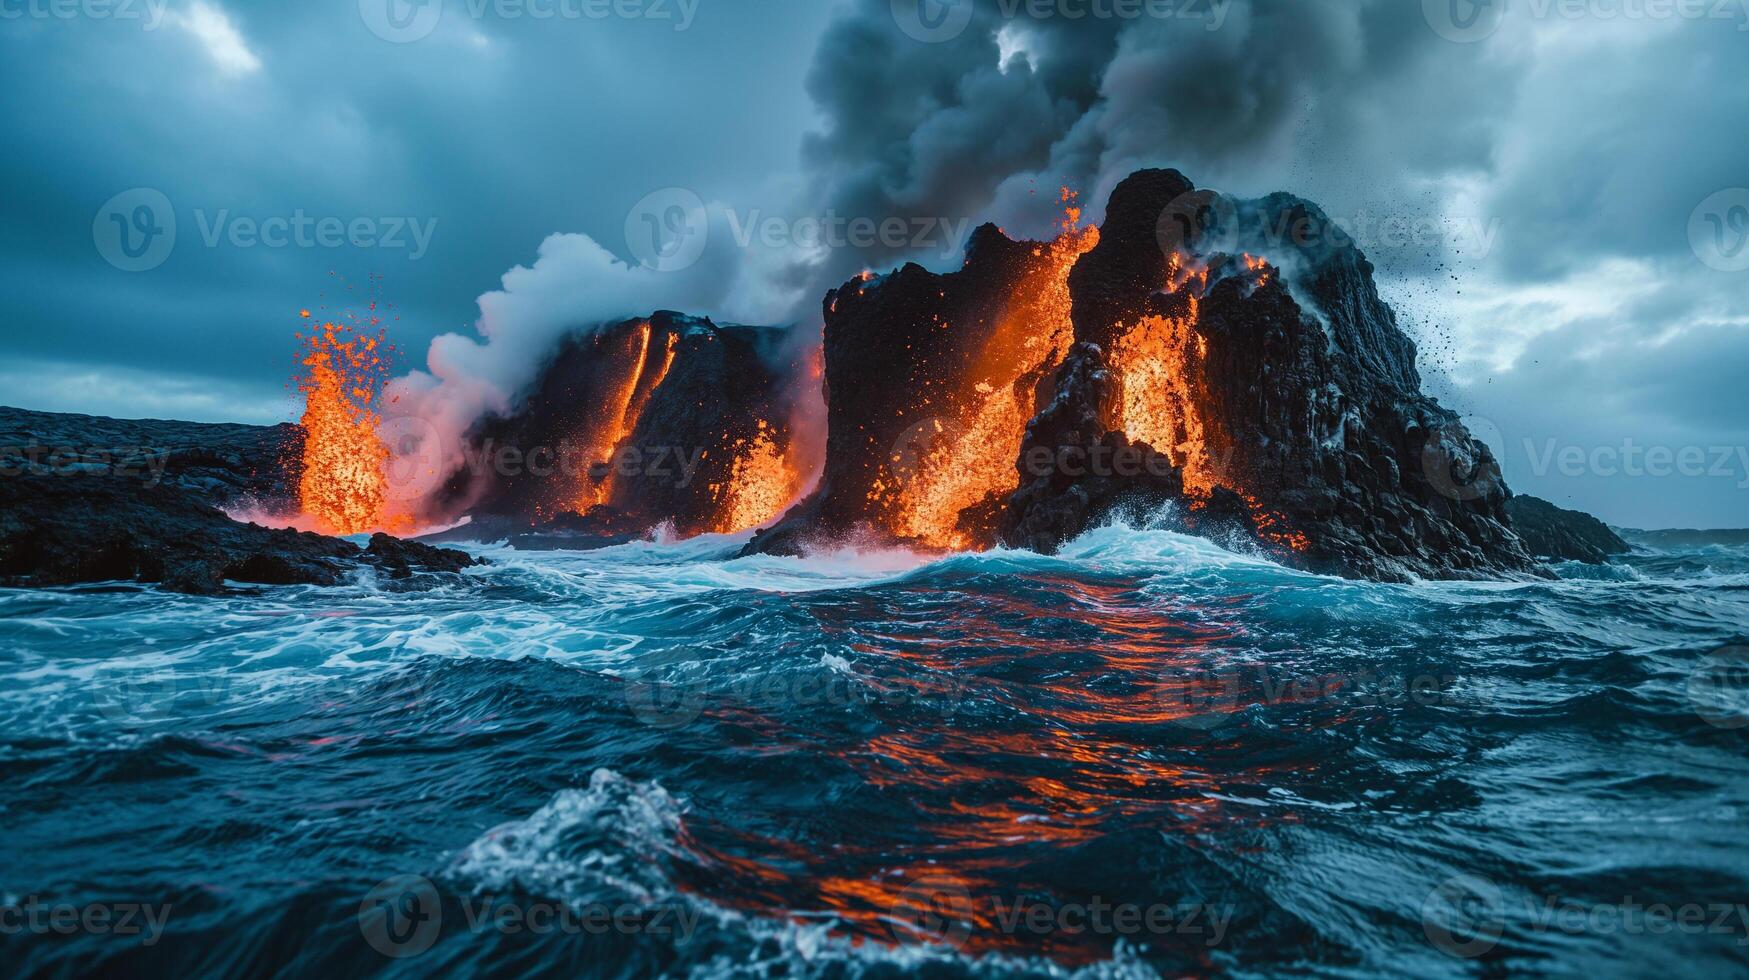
[3, 523, 1748, 978]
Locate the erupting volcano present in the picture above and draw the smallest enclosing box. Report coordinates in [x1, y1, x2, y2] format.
[738, 170, 1536, 581]
[294, 313, 406, 536]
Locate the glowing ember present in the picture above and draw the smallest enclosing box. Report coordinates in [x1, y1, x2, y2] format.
[296, 318, 403, 535]
[885, 190, 1100, 549]
[714, 419, 800, 533]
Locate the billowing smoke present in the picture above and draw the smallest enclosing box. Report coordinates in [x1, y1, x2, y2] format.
[382, 206, 795, 516]
[796, 0, 1509, 289]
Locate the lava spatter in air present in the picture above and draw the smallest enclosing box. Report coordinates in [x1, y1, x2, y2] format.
[295, 311, 407, 536]
[885, 189, 1100, 549]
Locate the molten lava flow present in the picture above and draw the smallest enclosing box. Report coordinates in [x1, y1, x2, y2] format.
[712, 419, 800, 533]
[1110, 253, 1311, 552]
[1112, 310, 1215, 494]
[575, 322, 674, 512]
[296, 317, 403, 535]
[886, 188, 1100, 549]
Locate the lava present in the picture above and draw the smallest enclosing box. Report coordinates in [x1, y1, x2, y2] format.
[295, 316, 404, 535]
[575, 321, 669, 512]
[713, 419, 800, 533]
[1113, 310, 1214, 494]
[1108, 253, 1309, 552]
[886, 189, 1100, 549]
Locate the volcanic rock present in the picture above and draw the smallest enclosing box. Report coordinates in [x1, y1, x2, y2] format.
[1504, 495, 1631, 563]
[744, 224, 1079, 555]
[0, 405, 300, 511]
[462, 311, 800, 540]
[1002, 170, 1541, 580]
[749, 169, 1544, 581]
[0, 407, 480, 594]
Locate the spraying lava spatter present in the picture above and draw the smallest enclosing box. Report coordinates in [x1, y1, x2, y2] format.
[295, 314, 406, 536]
[884, 190, 1100, 549]
[713, 419, 801, 533]
[1108, 253, 1307, 551]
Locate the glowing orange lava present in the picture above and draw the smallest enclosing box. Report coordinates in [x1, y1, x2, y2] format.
[296, 318, 403, 535]
[575, 322, 672, 512]
[713, 419, 800, 533]
[1110, 253, 1310, 552]
[884, 189, 1100, 549]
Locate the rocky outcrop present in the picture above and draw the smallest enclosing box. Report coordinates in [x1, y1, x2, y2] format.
[1505, 495, 1631, 563]
[748, 169, 1542, 581]
[1002, 170, 1540, 580]
[744, 225, 1080, 555]
[0, 408, 479, 595]
[462, 312, 800, 539]
[0, 405, 300, 511]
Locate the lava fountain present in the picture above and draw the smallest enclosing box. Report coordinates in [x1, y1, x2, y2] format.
[295, 312, 406, 535]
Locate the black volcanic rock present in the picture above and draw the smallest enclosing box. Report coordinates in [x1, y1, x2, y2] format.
[0, 474, 480, 594]
[1505, 495, 1631, 563]
[0, 405, 300, 511]
[750, 169, 1542, 580]
[465, 311, 798, 539]
[0, 408, 479, 595]
[998, 169, 1543, 581]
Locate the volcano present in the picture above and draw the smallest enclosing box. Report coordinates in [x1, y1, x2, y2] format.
[737, 169, 1538, 580]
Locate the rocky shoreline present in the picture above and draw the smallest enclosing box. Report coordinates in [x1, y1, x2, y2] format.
[0, 407, 481, 594]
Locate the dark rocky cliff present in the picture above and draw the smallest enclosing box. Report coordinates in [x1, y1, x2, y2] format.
[749, 169, 1544, 581]
[0, 407, 478, 594]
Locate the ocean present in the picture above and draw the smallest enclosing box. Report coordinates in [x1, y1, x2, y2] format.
[3, 522, 1747, 977]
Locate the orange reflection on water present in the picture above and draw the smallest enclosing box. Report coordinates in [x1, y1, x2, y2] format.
[659, 573, 1302, 963]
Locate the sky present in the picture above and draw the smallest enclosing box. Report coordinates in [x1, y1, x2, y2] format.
[1, 0, 1745, 528]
